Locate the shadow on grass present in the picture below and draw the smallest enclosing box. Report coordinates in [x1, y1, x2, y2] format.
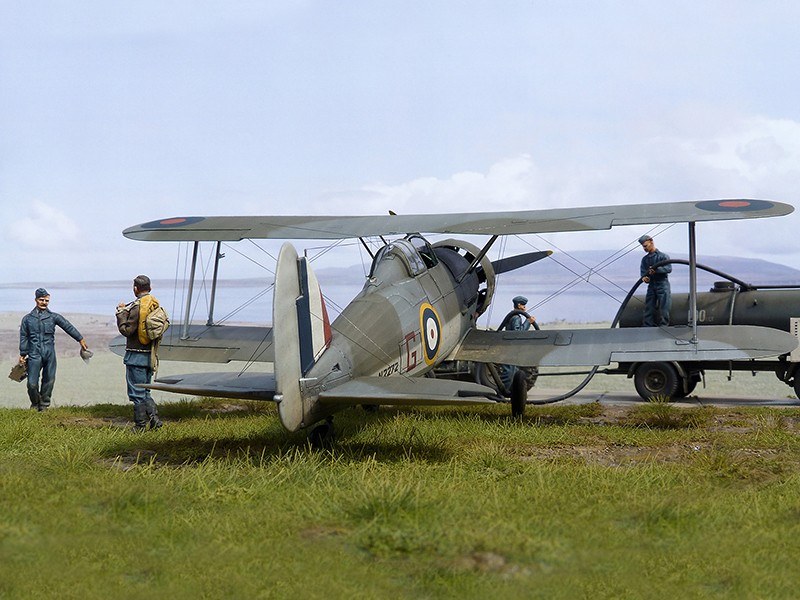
[76, 398, 276, 422]
[97, 406, 454, 466]
[403, 402, 604, 426]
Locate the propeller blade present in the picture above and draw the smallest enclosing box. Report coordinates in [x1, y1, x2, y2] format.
[491, 250, 552, 275]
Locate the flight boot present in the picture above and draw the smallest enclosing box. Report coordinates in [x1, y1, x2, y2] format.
[132, 404, 148, 433]
[28, 388, 41, 411]
[145, 399, 163, 430]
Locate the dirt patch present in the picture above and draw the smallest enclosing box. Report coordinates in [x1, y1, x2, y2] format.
[57, 415, 130, 429]
[522, 443, 699, 467]
[454, 551, 534, 578]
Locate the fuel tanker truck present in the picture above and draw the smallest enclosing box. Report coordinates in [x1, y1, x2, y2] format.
[434, 259, 800, 403]
[614, 260, 800, 400]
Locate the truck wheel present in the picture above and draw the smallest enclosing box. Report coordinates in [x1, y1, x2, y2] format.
[672, 377, 697, 399]
[634, 362, 679, 401]
[510, 370, 527, 418]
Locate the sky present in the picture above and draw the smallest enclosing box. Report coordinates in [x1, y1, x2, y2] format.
[2, 0, 800, 287]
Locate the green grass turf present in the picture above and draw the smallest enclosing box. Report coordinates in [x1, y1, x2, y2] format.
[1, 399, 800, 599]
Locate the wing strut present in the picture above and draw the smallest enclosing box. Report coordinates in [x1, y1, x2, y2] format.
[688, 222, 698, 345]
[181, 240, 226, 337]
[458, 235, 498, 283]
[181, 241, 200, 340]
[358, 237, 375, 259]
[207, 241, 223, 326]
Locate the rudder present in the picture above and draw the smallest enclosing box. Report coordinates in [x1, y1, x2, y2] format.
[273, 243, 331, 431]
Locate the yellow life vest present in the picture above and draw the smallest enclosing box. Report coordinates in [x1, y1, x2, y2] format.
[137, 294, 160, 345]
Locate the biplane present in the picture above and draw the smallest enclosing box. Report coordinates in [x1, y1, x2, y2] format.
[112, 199, 797, 442]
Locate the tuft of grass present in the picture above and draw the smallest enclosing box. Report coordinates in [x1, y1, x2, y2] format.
[626, 401, 715, 430]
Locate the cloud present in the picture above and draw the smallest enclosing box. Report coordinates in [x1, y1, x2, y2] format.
[9, 201, 81, 250]
[312, 155, 550, 215]
[308, 113, 800, 266]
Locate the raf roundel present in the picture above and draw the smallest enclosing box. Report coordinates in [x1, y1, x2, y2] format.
[140, 216, 206, 229]
[694, 199, 775, 213]
[419, 303, 441, 364]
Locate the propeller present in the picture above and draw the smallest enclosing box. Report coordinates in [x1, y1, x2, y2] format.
[491, 250, 553, 275]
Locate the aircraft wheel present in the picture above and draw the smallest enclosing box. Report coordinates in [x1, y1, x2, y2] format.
[633, 362, 679, 401]
[475, 362, 503, 394]
[793, 376, 800, 400]
[522, 366, 539, 390]
[510, 370, 527, 418]
[309, 418, 335, 449]
[476, 363, 538, 394]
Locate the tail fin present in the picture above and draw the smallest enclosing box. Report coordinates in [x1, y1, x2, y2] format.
[273, 243, 331, 431]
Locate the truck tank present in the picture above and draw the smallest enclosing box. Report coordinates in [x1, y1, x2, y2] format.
[618, 282, 800, 332]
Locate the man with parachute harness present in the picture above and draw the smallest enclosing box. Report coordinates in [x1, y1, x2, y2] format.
[116, 275, 169, 432]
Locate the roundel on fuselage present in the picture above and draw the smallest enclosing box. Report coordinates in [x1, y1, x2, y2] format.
[420, 303, 441, 364]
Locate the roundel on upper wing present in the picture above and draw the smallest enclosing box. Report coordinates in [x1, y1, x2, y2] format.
[695, 199, 775, 212]
[420, 303, 441, 364]
[140, 216, 206, 229]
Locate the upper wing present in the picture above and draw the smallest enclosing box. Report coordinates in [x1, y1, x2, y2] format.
[454, 325, 799, 367]
[122, 199, 792, 241]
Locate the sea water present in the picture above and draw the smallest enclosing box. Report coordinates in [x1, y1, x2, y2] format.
[0, 281, 624, 325]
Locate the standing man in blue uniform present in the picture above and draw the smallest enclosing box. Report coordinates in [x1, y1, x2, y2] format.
[639, 235, 672, 327]
[18, 288, 89, 411]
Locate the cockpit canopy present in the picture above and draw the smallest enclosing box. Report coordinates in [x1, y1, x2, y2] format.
[368, 234, 438, 279]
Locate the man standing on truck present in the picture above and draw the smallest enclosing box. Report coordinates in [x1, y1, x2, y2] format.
[639, 234, 672, 327]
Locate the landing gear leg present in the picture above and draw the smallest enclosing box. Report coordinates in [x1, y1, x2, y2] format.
[309, 416, 335, 449]
[510, 370, 527, 418]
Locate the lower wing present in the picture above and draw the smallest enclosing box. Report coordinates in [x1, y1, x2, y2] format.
[454, 325, 799, 366]
[144, 371, 277, 401]
[109, 324, 274, 364]
[317, 377, 498, 406]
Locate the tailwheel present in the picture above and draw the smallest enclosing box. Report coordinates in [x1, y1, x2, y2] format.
[309, 417, 335, 449]
[510, 370, 527, 418]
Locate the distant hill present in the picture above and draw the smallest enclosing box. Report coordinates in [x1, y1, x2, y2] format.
[493, 250, 800, 292]
[4, 252, 796, 291]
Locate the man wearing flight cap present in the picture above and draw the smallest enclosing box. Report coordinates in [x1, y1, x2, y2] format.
[500, 295, 538, 390]
[18, 288, 89, 411]
[639, 234, 672, 326]
[508, 295, 537, 331]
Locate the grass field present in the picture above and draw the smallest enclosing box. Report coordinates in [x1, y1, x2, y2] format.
[2, 399, 800, 599]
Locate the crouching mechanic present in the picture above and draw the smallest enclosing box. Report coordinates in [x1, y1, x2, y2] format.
[116, 275, 163, 432]
[19, 287, 89, 410]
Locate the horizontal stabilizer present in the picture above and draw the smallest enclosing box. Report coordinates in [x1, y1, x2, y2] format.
[454, 325, 799, 367]
[122, 199, 793, 242]
[491, 250, 552, 275]
[143, 371, 277, 401]
[318, 377, 498, 406]
[109, 324, 274, 363]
